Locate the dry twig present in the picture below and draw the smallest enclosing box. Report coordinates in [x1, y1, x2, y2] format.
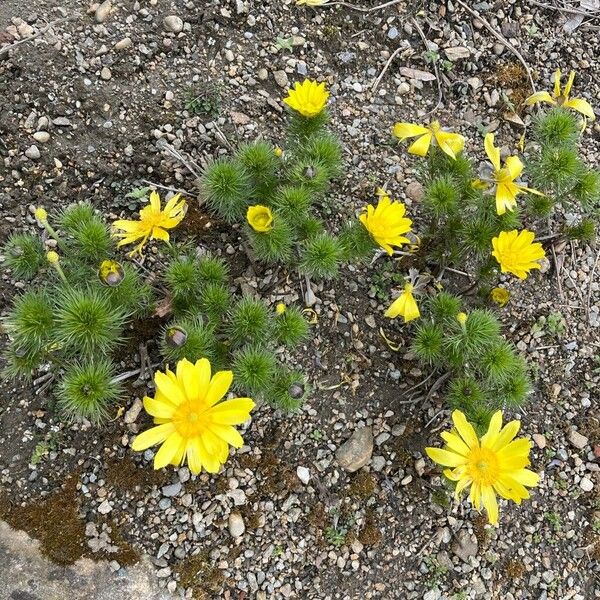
[321, 0, 403, 13]
[411, 18, 443, 116]
[371, 46, 403, 93]
[0, 15, 79, 56]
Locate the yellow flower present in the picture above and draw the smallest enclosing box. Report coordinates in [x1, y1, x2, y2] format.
[492, 229, 546, 280]
[98, 259, 124, 287]
[283, 79, 329, 118]
[525, 69, 595, 121]
[359, 193, 412, 255]
[113, 191, 187, 255]
[393, 120, 465, 160]
[426, 410, 539, 525]
[46, 251, 59, 264]
[132, 358, 255, 475]
[483, 133, 543, 215]
[457, 312, 468, 325]
[276, 303, 286, 315]
[35, 207, 48, 222]
[247, 205, 273, 232]
[274, 146, 284, 157]
[296, 0, 329, 5]
[490, 287, 510, 308]
[384, 283, 420, 322]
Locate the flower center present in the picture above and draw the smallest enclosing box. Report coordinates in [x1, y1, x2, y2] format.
[495, 167, 513, 183]
[466, 447, 499, 486]
[173, 400, 207, 438]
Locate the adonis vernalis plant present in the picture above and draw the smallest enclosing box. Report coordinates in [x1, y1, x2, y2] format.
[524, 69, 599, 242]
[201, 78, 376, 280]
[404, 291, 531, 430]
[426, 410, 539, 525]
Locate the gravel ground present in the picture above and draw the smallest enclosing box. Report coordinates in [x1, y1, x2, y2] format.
[1, 1, 600, 599]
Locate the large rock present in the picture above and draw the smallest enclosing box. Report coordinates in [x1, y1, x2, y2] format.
[336, 427, 373, 472]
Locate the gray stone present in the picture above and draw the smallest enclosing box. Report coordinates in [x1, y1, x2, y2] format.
[161, 482, 182, 497]
[296, 466, 310, 485]
[114, 37, 132, 50]
[97, 500, 113, 515]
[273, 70, 289, 88]
[335, 427, 373, 472]
[405, 181, 424, 202]
[95, 0, 112, 23]
[568, 429, 588, 450]
[580, 477, 594, 492]
[163, 16, 184, 33]
[25, 145, 40, 160]
[32, 131, 50, 143]
[452, 530, 478, 562]
[123, 398, 143, 424]
[228, 512, 245, 538]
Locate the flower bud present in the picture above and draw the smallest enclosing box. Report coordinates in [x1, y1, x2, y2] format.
[35, 207, 48, 222]
[276, 303, 286, 315]
[46, 251, 59, 265]
[166, 326, 188, 348]
[274, 146, 283, 157]
[457, 312, 468, 325]
[288, 382, 305, 400]
[98, 259, 124, 287]
[490, 287, 510, 308]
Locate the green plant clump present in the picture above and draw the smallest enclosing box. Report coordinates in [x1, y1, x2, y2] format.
[200, 87, 376, 280]
[1, 204, 153, 423]
[160, 253, 310, 410]
[411, 292, 531, 432]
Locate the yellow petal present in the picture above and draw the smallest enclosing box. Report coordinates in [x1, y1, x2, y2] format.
[143, 396, 176, 419]
[197, 437, 221, 473]
[209, 423, 245, 448]
[553, 68, 561, 98]
[524, 91, 556, 106]
[163, 193, 182, 214]
[206, 370, 234, 406]
[177, 358, 200, 401]
[491, 420, 520, 451]
[149, 191, 161, 212]
[441, 431, 470, 456]
[484, 133, 501, 171]
[481, 411, 502, 449]
[497, 438, 531, 460]
[407, 133, 432, 157]
[511, 468, 540, 487]
[154, 432, 184, 469]
[392, 122, 429, 140]
[505, 155, 523, 180]
[208, 398, 255, 424]
[495, 183, 517, 215]
[454, 475, 472, 499]
[563, 70, 576, 98]
[481, 485, 499, 525]
[425, 447, 468, 467]
[194, 358, 212, 399]
[470, 481, 481, 510]
[150, 227, 170, 242]
[563, 98, 596, 120]
[155, 370, 186, 405]
[452, 410, 479, 449]
[131, 423, 175, 451]
[186, 438, 203, 475]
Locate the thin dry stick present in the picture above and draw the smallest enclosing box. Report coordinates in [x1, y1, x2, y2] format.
[528, 0, 600, 16]
[322, 0, 403, 13]
[455, 0, 536, 93]
[586, 247, 600, 315]
[411, 17, 443, 116]
[0, 15, 79, 56]
[371, 46, 403, 93]
[156, 139, 203, 181]
[552, 243, 564, 298]
[140, 179, 193, 197]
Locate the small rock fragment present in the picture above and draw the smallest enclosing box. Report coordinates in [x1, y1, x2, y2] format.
[568, 429, 588, 450]
[405, 181, 424, 202]
[114, 37, 132, 50]
[452, 530, 478, 562]
[163, 15, 184, 33]
[162, 482, 182, 497]
[33, 131, 50, 143]
[25, 145, 40, 160]
[97, 500, 113, 514]
[580, 477, 594, 492]
[296, 466, 310, 485]
[273, 70, 289, 88]
[228, 512, 245, 537]
[124, 398, 143, 424]
[336, 427, 373, 472]
[95, 0, 112, 23]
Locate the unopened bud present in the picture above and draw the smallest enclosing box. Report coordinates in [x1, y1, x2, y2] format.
[288, 382, 305, 400]
[276, 303, 286, 315]
[35, 207, 48, 222]
[166, 326, 188, 348]
[98, 260, 124, 287]
[46, 251, 59, 265]
[457, 312, 468, 325]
